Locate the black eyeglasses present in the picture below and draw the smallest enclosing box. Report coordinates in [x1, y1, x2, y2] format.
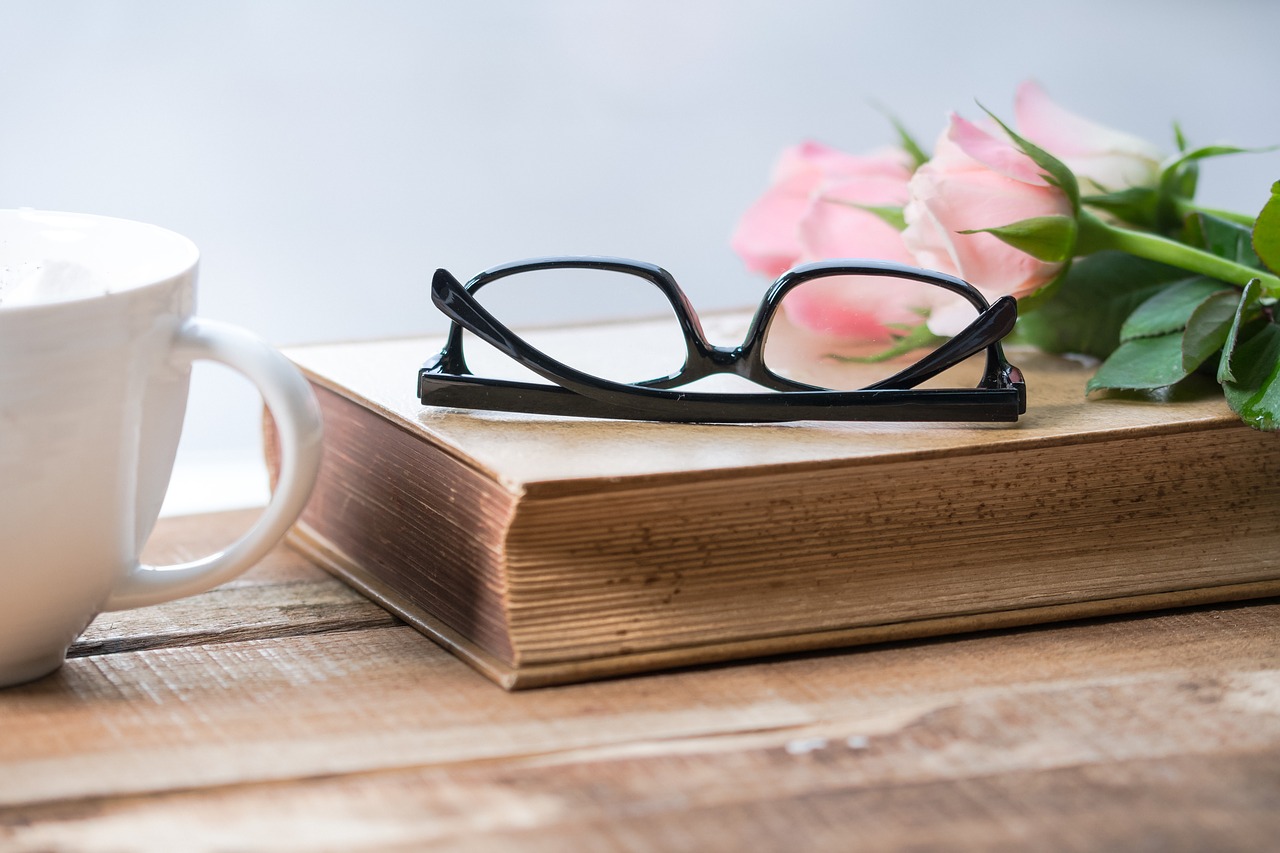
[419, 257, 1026, 423]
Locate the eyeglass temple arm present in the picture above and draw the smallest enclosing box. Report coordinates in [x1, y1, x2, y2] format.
[864, 295, 1019, 390]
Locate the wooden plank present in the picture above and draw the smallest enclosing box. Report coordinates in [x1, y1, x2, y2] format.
[4, 512, 1276, 848]
[2, 667, 1277, 850]
[2, 599, 1276, 810]
[72, 510, 398, 658]
[138, 509, 326, 586]
[70, 578, 398, 658]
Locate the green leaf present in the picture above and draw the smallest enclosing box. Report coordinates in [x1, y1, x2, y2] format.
[828, 321, 946, 363]
[1158, 158, 1197, 220]
[1222, 322, 1280, 431]
[863, 205, 908, 232]
[1167, 144, 1258, 168]
[868, 103, 930, 170]
[1172, 122, 1189, 153]
[826, 200, 907, 231]
[1016, 251, 1189, 358]
[1014, 259, 1072, 316]
[1173, 161, 1199, 201]
[1217, 279, 1264, 384]
[1082, 187, 1159, 229]
[1119, 277, 1229, 341]
[889, 118, 929, 170]
[1252, 180, 1280, 274]
[1086, 333, 1188, 392]
[979, 104, 1080, 212]
[1181, 289, 1239, 372]
[962, 215, 1077, 263]
[1158, 144, 1273, 230]
[1160, 146, 1266, 196]
[1184, 213, 1263, 268]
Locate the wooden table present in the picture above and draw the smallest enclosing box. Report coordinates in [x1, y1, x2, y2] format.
[2, 510, 1277, 851]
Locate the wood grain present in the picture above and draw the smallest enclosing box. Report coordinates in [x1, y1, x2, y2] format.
[72, 510, 398, 658]
[0, 511, 1276, 851]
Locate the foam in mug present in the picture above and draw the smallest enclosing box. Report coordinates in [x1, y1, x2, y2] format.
[0, 208, 323, 689]
[0, 259, 111, 307]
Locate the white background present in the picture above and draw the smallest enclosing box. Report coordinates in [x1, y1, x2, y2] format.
[2, 1, 1278, 513]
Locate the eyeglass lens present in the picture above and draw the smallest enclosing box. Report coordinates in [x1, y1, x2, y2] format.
[762, 272, 987, 391]
[459, 266, 687, 385]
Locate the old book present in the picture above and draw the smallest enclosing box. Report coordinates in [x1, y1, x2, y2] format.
[268, 315, 1280, 689]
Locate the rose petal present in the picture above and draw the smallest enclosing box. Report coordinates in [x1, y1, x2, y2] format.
[731, 176, 815, 277]
[799, 177, 913, 261]
[733, 143, 914, 278]
[1015, 80, 1163, 160]
[1014, 80, 1163, 191]
[903, 121, 1071, 308]
[947, 114, 1049, 186]
[781, 273, 940, 341]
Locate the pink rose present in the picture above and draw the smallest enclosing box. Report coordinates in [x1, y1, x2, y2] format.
[731, 141, 913, 278]
[903, 113, 1075, 334]
[1015, 80, 1164, 194]
[732, 141, 923, 341]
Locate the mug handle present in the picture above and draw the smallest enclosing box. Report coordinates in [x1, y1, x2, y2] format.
[103, 318, 323, 611]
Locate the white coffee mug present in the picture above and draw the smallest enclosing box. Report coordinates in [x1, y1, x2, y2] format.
[0, 209, 322, 687]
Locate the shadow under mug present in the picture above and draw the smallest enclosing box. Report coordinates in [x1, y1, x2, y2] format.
[0, 209, 323, 687]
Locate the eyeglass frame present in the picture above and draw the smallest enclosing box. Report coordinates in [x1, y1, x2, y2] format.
[419, 256, 1027, 423]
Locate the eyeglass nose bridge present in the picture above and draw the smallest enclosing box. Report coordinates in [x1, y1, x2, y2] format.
[677, 341, 764, 386]
[706, 345, 741, 367]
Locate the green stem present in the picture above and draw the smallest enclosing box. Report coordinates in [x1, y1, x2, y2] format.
[1172, 199, 1256, 228]
[1078, 212, 1280, 297]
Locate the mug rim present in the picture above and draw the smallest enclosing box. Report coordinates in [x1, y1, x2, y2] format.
[0, 208, 200, 314]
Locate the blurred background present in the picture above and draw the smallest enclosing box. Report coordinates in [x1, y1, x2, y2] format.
[3, 0, 1278, 514]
